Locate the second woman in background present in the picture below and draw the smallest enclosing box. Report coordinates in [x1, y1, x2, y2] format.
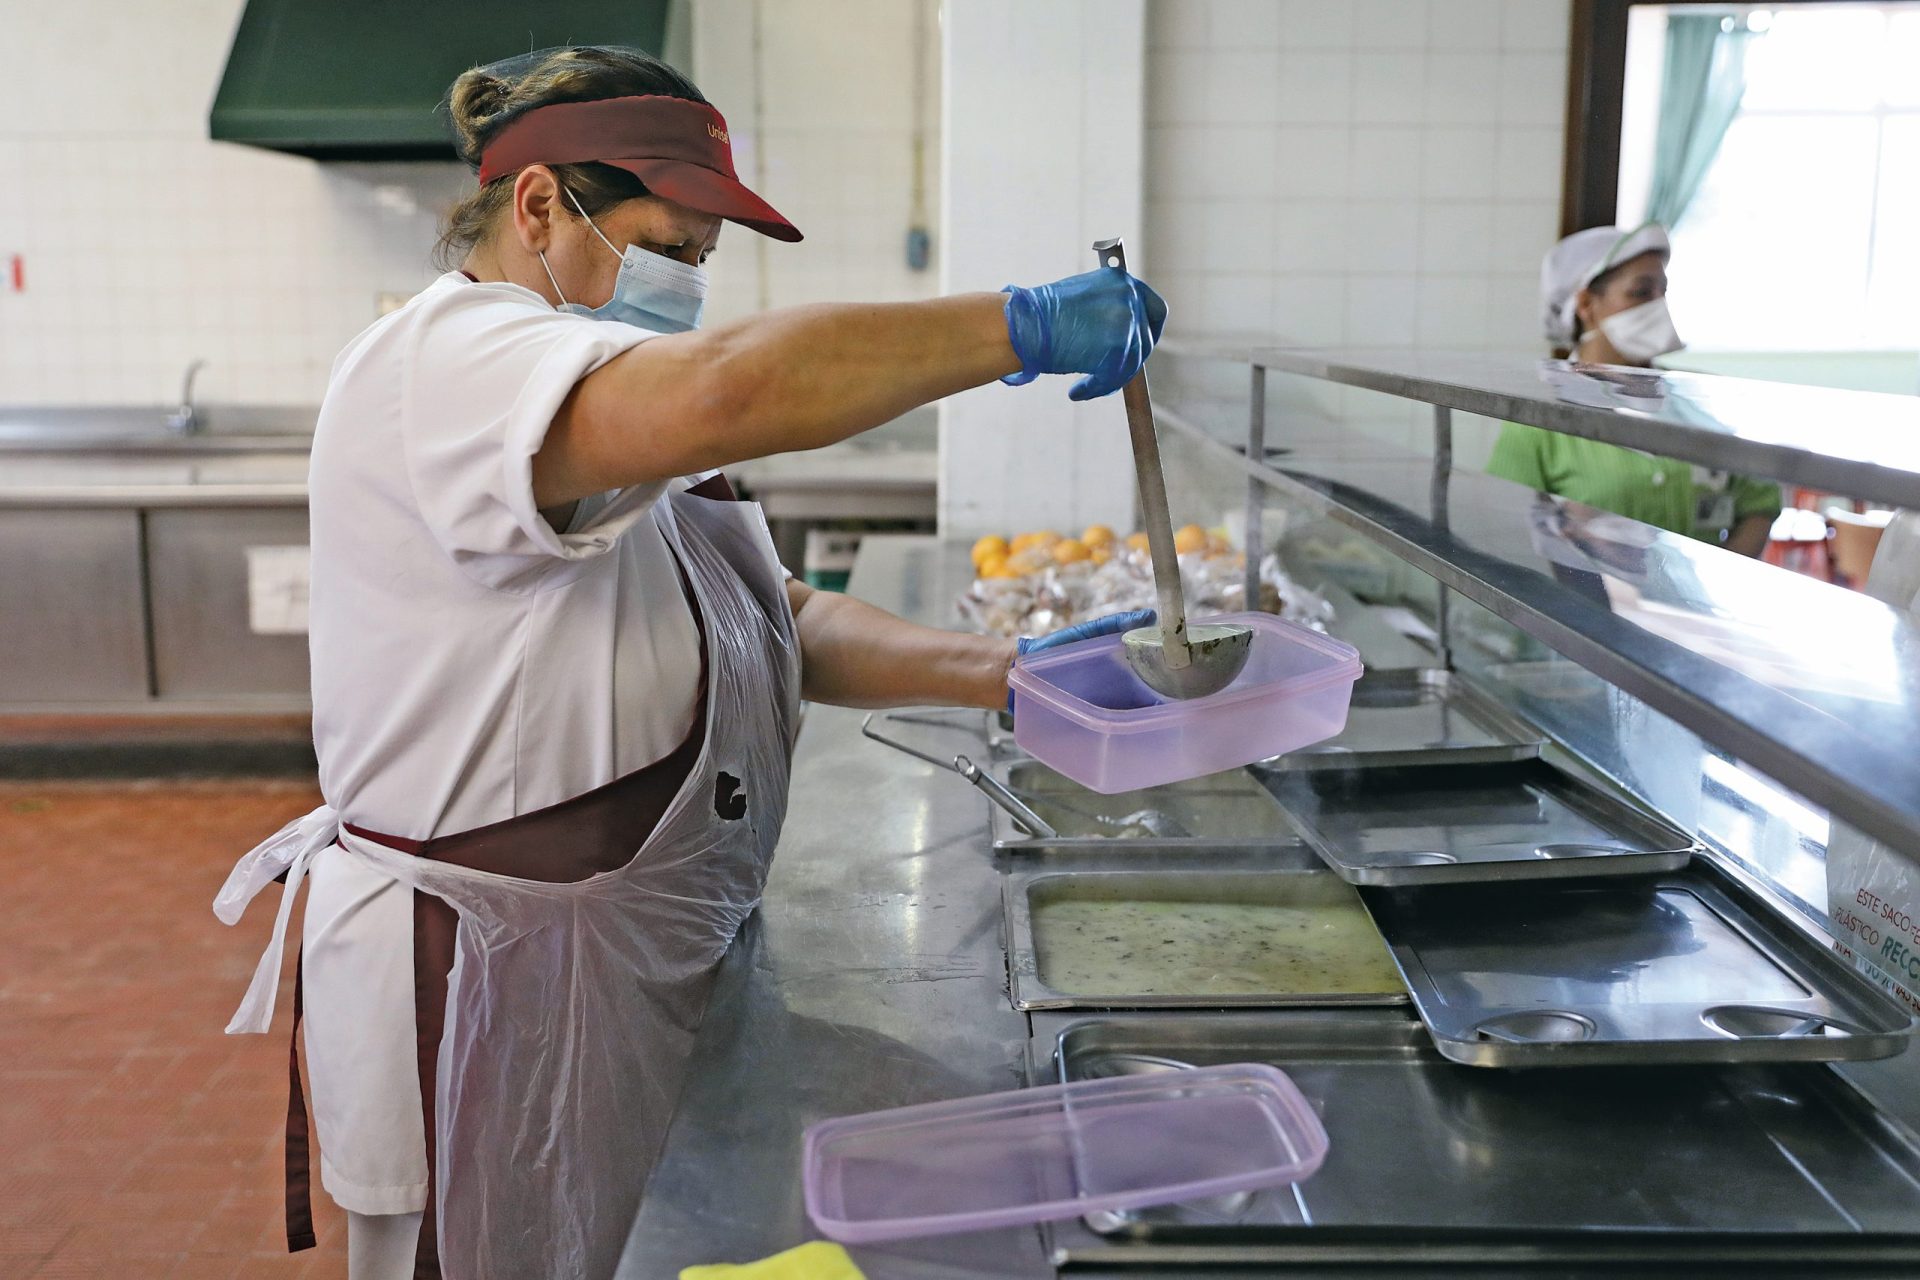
[1487, 222, 1781, 556]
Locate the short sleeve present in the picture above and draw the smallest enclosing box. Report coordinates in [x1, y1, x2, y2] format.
[1485, 423, 1550, 492]
[399, 282, 665, 593]
[1731, 474, 1784, 523]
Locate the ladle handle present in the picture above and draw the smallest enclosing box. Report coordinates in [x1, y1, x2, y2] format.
[1092, 237, 1192, 670]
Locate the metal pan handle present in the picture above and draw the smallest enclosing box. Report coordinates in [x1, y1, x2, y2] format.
[860, 712, 1058, 839]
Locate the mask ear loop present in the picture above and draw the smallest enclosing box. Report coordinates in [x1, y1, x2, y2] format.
[536, 250, 571, 308]
[538, 185, 626, 309]
[563, 185, 624, 258]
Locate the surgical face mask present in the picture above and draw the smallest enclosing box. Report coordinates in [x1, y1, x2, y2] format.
[537, 188, 709, 333]
[1593, 297, 1684, 363]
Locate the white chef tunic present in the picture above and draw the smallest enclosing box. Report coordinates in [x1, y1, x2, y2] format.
[300, 272, 705, 1214]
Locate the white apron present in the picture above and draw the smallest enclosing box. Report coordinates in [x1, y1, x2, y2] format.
[218, 487, 801, 1278]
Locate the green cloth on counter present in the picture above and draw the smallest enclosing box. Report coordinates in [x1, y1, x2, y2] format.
[680, 1242, 866, 1280]
[1485, 422, 1782, 542]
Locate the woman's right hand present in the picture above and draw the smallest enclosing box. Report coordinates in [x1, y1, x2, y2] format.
[1000, 269, 1169, 401]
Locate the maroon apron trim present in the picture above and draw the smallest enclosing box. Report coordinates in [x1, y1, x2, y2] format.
[412, 897, 449, 1279]
[285, 949, 317, 1252]
[341, 715, 708, 882]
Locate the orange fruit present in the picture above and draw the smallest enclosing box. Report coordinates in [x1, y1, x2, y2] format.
[1052, 537, 1092, 565]
[970, 535, 1009, 568]
[1008, 547, 1052, 575]
[977, 553, 1009, 579]
[1081, 524, 1116, 548]
[1125, 532, 1151, 554]
[1173, 524, 1207, 555]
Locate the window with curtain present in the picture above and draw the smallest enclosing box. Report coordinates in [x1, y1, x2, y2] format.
[1618, 4, 1920, 352]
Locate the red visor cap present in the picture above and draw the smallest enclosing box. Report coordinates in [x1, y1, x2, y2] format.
[477, 95, 802, 243]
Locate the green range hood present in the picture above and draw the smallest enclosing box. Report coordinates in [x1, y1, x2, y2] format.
[210, 0, 670, 159]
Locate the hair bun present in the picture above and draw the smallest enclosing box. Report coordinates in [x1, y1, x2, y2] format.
[447, 69, 512, 165]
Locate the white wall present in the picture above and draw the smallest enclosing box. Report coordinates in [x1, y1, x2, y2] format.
[938, 0, 1149, 539]
[0, 0, 940, 408]
[0, 0, 466, 407]
[690, 0, 942, 327]
[1143, 0, 1572, 467]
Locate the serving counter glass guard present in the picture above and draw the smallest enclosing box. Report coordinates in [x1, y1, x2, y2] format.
[1151, 350, 1920, 869]
[1258, 347, 1920, 510]
[1140, 345, 1920, 1128]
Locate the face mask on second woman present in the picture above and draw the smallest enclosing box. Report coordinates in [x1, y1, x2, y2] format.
[538, 188, 710, 333]
[1595, 297, 1685, 363]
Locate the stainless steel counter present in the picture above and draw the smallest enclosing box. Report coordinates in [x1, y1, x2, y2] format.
[0, 414, 926, 709]
[0, 451, 314, 710]
[618, 534, 1920, 1278]
[616, 537, 1051, 1278]
[0, 408, 928, 513]
[0, 453, 310, 507]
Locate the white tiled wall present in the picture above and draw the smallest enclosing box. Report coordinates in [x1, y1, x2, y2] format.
[937, 0, 1148, 539]
[691, 0, 942, 328]
[0, 0, 466, 407]
[1144, 0, 1571, 465]
[0, 0, 940, 408]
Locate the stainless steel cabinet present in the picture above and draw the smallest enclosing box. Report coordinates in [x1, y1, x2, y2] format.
[0, 509, 149, 702]
[145, 508, 310, 699]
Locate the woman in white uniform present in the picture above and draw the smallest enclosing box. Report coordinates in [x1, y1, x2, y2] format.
[213, 46, 1164, 1280]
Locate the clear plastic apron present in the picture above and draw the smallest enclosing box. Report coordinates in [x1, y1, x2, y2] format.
[219, 487, 800, 1278]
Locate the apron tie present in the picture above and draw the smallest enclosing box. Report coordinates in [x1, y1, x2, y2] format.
[214, 804, 338, 1252]
[213, 804, 338, 1034]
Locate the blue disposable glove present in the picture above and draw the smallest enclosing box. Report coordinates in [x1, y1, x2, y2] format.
[1001, 269, 1169, 401]
[1016, 608, 1157, 659]
[1009, 609, 1157, 713]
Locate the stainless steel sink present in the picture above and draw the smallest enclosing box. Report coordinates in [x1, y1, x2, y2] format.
[0, 407, 313, 454]
[0, 436, 312, 456]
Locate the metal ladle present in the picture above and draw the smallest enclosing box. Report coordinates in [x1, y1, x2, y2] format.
[1095, 237, 1254, 700]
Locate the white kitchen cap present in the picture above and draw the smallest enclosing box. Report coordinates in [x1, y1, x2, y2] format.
[1541, 222, 1671, 346]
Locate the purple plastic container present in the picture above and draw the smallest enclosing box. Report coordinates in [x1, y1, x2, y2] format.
[1007, 612, 1364, 793]
[802, 1063, 1327, 1244]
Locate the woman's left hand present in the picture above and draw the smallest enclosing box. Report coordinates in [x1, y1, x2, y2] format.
[1009, 609, 1156, 712]
[1016, 609, 1157, 659]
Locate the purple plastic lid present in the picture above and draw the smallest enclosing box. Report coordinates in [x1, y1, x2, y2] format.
[801, 1062, 1328, 1244]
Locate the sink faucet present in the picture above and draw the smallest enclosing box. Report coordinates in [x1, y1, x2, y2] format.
[165, 359, 209, 435]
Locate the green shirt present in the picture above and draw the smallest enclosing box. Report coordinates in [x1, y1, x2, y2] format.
[1485, 423, 1782, 543]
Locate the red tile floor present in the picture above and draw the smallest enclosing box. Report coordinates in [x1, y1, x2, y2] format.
[1, 779, 344, 1278]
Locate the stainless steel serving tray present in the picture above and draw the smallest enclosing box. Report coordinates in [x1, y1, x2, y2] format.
[987, 758, 1296, 855]
[1004, 869, 1407, 1011]
[1264, 757, 1700, 885]
[1033, 1009, 1920, 1267]
[1254, 667, 1544, 772]
[1363, 861, 1917, 1067]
